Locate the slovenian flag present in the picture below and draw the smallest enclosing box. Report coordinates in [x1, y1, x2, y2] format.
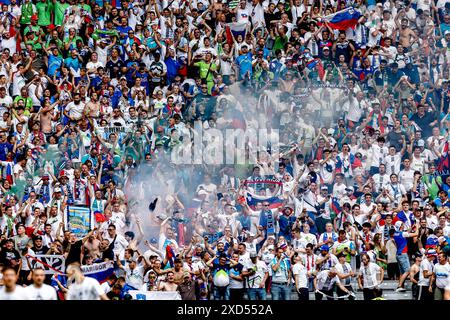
[321, 7, 362, 30]
[331, 197, 341, 215]
[226, 22, 247, 46]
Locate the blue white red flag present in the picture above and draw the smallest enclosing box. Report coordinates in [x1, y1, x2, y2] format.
[322, 7, 362, 30]
[226, 22, 248, 46]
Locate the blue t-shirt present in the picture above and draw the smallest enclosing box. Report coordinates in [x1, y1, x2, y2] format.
[0, 143, 13, 161]
[235, 52, 253, 80]
[393, 231, 409, 255]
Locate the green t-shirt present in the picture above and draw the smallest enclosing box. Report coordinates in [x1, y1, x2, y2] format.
[24, 25, 41, 36]
[36, 1, 53, 26]
[20, 2, 35, 25]
[54, 1, 69, 26]
[14, 96, 33, 110]
[273, 35, 288, 53]
[63, 35, 83, 50]
[25, 34, 42, 50]
[194, 60, 217, 83]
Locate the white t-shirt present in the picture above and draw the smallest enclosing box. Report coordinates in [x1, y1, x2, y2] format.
[125, 265, 145, 289]
[335, 262, 353, 286]
[434, 262, 450, 289]
[316, 270, 340, 291]
[359, 262, 381, 289]
[292, 263, 308, 289]
[65, 101, 86, 120]
[245, 260, 268, 289]
[418, 259, 433, 286]
[399, 168, 415, 192]
[24, 284, 57, 300]
[0, 285, 32, 300]
[66, 277, 104, 300]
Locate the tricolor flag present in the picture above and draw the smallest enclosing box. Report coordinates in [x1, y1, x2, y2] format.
[321, 7, 362, 30]
[438, 141, 450, 172]
[245, 193, 284, 210]
[225, 22, 248, 46]
[330, 197, 341, 215]
[165, 245, 176, 267]
[3, 161, 14, 185]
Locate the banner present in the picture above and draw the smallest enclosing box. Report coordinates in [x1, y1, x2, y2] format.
[81, 261, 115, 283]
[128, 290, 182, 301]
[104, 126, 132, 134]
[65, 206, 92, 238]
[27, 255, 65, 274]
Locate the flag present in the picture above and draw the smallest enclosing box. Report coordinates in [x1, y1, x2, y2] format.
[51, 274, 67, 300]
[331, 197, 341, 215]
[94, 211, 107, 223]
[321, 7, 362, 30]
[82, 261, 114, 283]
[4, 161, 13, 185]
[245, 193, 284, 210]
[438, 141, 450, 172]
[225, 22, 247, 46]
[166, 245, 176, 267]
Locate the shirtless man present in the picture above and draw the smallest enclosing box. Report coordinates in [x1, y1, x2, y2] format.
[158, 271, 178, 291]
[39, 102, 54, 135]
[172, 258, 186, 285]
[396, 17, 418, 48]
[84, 92, 100, 119]
[84, 232, 101, 260]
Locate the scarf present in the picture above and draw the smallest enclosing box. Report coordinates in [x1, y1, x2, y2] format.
[38, 184, 50, 205]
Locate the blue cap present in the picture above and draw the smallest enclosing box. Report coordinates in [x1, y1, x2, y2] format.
[320, 245, 330, 251]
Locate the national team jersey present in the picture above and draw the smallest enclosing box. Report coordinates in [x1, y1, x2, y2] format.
[393, 231, 410, 255]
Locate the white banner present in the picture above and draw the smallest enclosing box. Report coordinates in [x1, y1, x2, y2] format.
[28, 255, 65, 275]
[128, 290, 182, 300]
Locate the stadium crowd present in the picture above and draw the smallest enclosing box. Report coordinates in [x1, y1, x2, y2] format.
[0, 0, 450, 301]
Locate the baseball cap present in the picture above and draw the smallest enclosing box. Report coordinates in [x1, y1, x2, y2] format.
[320, 245, 330, 251]
[183, 271, 190, 278]
[345, 186, 354, 192]
[426, 249, 437, 257]
[250, 252, 258, 258]
[54, 187, 62, 193]
[31, 14, 38, 21]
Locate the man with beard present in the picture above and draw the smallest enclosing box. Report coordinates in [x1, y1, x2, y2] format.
[64, 91, 85, 122]
[177, 271, 196, 300]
